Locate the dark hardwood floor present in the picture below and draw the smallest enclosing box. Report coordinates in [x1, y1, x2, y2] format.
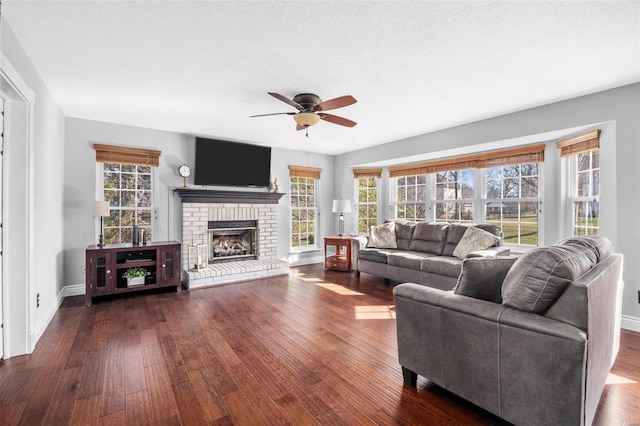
[1, 264, 639, 425]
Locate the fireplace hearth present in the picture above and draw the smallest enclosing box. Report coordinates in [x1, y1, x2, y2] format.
[208, 220, 258, 263]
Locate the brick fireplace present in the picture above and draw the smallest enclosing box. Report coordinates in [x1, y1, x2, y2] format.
[176, 189, 289, 289]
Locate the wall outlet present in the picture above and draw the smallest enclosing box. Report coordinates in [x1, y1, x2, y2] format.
[36, 293, 40, 308]
[81, 264, 86, 274]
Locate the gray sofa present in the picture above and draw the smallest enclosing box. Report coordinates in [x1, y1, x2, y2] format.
[394, 235, 624, 426]
[352, 220, 510, 290]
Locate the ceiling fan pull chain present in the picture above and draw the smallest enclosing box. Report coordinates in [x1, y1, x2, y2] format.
[305, 126, 309, 137]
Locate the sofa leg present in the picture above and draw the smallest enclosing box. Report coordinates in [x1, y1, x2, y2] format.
[356, 270, 360, 277]
[402, 366, 417, 387]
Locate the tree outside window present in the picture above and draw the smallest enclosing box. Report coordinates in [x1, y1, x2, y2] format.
[356, 177, 378, 233]
[396, 174, 427, 220]
[485, 163, 539, 245]
[103, 163, 152, 244]
[290, 176, 317, 247]
[435, 169, 474, 223]
[573, 150, 599, 235]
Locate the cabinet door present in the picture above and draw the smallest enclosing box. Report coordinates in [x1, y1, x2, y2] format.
[89, 252, 114, 295]
[159, 246, 180, 285]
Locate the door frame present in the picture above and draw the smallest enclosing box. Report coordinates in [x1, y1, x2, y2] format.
[0, 51, 35, 358]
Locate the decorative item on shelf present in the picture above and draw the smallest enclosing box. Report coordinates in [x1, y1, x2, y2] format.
[123, 267, 147, 287]
[269, 174, 280, 193]
[178, 164, 191, 189]
[332, 199, 352, 236]
[132, 225, 140, 245]
[188, 244, 208, 271]
[93, 200, 110, 248]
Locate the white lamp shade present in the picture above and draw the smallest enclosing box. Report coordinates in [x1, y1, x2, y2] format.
[93, 200, 110, 217]
[332, 199, 351, 213]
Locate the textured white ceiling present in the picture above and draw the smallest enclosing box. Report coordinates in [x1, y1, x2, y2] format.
[3, 1, 639, 155]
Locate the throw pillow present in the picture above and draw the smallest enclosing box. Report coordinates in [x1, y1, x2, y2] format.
[501, 243, 599, 313]
[452, 226, 500, 260]
[367, 221, 398, 248]
[453, 256, 518, 303]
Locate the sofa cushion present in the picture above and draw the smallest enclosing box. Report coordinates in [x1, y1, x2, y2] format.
[502, 242, 599, 313]
[387, 251, 436, 271]
[420, 256, 464, 278]
[556, 235, 613, 262]
[443, 223, 502, 256]
[453, 256, 518, 303]
[394, 219, 417, 251]
[452, 227, 500, 260]
[368, 221, 397, 248]
[408, 222, 449, 255]
[358, 248, 395, 264]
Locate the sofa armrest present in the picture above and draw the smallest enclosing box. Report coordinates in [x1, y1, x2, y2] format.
[351, 236, 369, 271]
[466, 245, 510, 257]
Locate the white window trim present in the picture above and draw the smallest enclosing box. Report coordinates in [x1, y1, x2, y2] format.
[96, 163, 157, 245]
[354, 176, 381, 235]
[566, 150, 599, 237]
[389, 174, 429, 221]
[289, 177, 320, 252]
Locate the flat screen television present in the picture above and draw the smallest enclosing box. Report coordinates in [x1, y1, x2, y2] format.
[194, 137, 272, 187]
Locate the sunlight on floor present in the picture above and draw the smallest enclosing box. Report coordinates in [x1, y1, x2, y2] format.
[316, 282, 365, 296]
[355, 305, 396, 320]
[606, 372, 637, 385]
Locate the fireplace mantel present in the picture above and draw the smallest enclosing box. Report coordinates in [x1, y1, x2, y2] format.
[174, 188, 285, 204]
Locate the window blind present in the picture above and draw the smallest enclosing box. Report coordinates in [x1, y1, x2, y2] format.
[388, 143, 545, 177]
[94, 144, 161, 167]
[352, 168, 382, 178]
[556, 130, 600, 158]
[288, 165, 322, 179]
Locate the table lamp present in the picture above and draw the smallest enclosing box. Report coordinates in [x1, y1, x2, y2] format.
[332, 199, 351, 236]
[93, 200, 110, 248]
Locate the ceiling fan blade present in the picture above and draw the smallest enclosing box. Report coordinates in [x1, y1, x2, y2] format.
[319, 113, 357, 127]
[314, 95, 357, 111]
[268, 92, 304, 110]
[250, 112, 295, 118]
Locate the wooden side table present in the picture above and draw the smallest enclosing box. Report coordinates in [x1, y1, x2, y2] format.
[324, 236, 353, 272]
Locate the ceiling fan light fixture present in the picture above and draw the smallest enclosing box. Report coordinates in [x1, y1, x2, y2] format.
[293, 111, 321, 127]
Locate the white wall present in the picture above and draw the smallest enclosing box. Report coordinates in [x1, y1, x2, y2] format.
[1, 20, 66, 355]
[334, 83, 640, 320]
[63, 119, 335, 287]
[64, 118, 191, 287]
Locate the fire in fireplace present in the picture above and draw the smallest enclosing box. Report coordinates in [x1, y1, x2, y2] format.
[208, 220, 258, 263]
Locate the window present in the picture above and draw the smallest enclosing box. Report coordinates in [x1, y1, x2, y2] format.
[557, 130, 601, 236]
[395, 174, 427, 220]
[353, 168, 381, 234]
[388, 143, 544, 245]
[94, 144, 160, 245]
[289, 166, 321, 249]
[485, 163, 540, 245]
[572, 150, 599, 235]
[435, 170, 474, 223]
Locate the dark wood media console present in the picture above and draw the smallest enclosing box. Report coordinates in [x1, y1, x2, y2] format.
[85, 241, 181, 306]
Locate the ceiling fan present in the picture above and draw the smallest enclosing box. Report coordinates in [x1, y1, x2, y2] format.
[250, 92, 357, 137]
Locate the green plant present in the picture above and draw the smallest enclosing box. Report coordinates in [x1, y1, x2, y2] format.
[123, 267, 147, 279]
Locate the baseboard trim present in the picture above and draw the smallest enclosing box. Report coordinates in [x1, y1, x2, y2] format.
[63, 283, 86, 297]
[30, 287, 67, 347]
[287, 255, 324, 267]
[621, 314, 640, 333]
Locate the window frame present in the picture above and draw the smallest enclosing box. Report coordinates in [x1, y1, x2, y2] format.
[433, 169, 476, 224]
[97, 162, 157, 245]
[289, 175, 320, 251]
[568, 149, 600, 236]
[354, 176, 380, 235]
[482, 162, 543, 247]
[391, 173, 428, 221]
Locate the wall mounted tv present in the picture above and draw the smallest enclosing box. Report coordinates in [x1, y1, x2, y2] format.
[194, 137, 272, 187]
